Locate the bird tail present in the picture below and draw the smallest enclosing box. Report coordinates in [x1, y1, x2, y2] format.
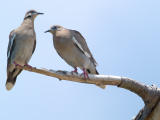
[88, 68, 106, 89]
[6, 74, 17, 91]
[95, 69, 99, 74]
[6, 68, 22, 91]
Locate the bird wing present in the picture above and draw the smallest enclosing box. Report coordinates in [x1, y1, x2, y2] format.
[7, 30, 16, 60]
[71, 30, 98, 66]
[32, 39, 36, 54]
[7, 30, 23, 75]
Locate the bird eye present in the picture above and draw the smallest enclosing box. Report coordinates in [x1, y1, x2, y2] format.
[52, 26, 57, 30]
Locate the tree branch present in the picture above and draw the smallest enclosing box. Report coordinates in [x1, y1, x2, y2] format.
[17, 66, 160, 120]
[19, 66, 122, 86]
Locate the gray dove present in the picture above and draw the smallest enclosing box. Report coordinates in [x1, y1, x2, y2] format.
[6, 10, 44, 90]
[45, 25, 105, 89]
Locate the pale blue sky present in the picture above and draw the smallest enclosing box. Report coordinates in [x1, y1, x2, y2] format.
[0, 0, 160, 120]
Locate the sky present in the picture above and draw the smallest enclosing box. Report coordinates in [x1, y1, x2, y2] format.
[0, 0, 160, 120]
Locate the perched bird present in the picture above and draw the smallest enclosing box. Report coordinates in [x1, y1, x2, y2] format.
[6, 10, 44, 90]
[45, 25, 105, 89]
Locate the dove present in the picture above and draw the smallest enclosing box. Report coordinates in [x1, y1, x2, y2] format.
[6, 10, 43, 90]
[45, 25, 105, 89]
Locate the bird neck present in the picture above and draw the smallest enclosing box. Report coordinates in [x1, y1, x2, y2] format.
[22, 18, 35, 29]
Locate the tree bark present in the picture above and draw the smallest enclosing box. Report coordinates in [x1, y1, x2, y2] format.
[17, 66, 160, 120]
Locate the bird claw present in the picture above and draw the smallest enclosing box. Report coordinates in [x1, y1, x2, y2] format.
[81, 68, 89, 79]
[80, 73, 89, 79]
[13, 61, 33, 70]
[13, 61, 23, 68]
[71, 71, 78, 75]
[71, 68, 78, 75]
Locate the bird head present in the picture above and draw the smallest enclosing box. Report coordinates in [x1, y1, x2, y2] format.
[24, 10, 44, 20]
[45, 25, 64, 34]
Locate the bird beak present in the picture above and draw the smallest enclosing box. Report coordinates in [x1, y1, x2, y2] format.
[37, 12, 44, 15]
[44, 30, 51, 33]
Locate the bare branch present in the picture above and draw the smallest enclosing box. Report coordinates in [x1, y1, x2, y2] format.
[17, 66, 160, 120]
[18, 66, 157, 101]
[18, 66, 121, 86]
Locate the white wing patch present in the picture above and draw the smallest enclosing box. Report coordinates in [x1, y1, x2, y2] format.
[72, 36, 91, 58]
[7, 33, 16, 59]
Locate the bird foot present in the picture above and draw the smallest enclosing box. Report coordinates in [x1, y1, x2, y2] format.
[13, 61, 23, 68]
[80, 68, 89, 79]
[71, 68, 78, 75]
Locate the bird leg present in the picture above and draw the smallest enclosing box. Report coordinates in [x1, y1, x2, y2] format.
[13, 61, 23, 68]
[71, 67, 78, 75]
[81, 68, 89, 79]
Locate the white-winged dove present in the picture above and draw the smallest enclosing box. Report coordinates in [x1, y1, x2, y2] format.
[6, 10, 44, 90]
[45, 25, 105, 89]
